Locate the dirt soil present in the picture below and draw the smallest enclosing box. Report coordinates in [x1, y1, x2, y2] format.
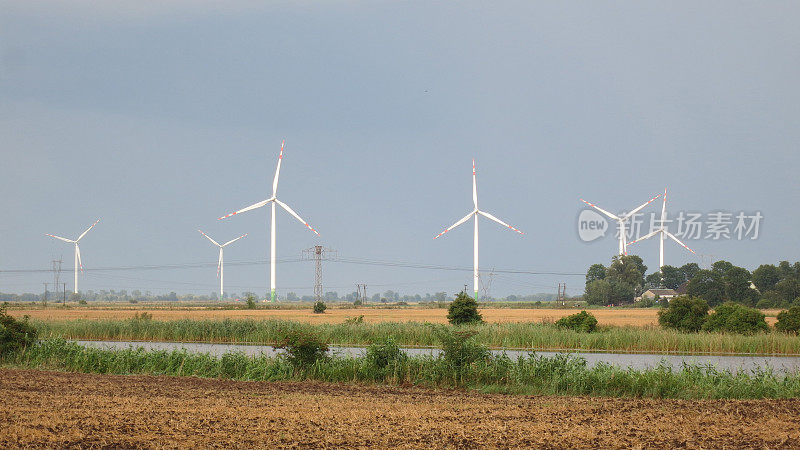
[1, 369, 799, 448]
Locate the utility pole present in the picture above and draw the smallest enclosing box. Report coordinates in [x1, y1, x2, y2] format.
[63, 282, 67, 305]
[43, 283, 48, 304]
[557, 283, 567, 306]
[356, 284, 367, 304]
[52, 258, 62, 297]
[302, 246, 336, 303]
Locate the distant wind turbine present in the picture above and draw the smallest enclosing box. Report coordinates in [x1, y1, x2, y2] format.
[219, 140, 320, 302]
[434, 159, 523, 301]
[627, 188, 695, 269]
[45, 219, 100, 294]
[198, 230, 247, 299]
[580, 193, 661, 255]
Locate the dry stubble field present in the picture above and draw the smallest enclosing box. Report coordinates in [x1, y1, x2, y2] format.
[9, 307, 782, 327]
[1, 369, 799, 448]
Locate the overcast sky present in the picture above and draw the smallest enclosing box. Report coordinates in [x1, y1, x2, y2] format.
[2, 1, 799, 298]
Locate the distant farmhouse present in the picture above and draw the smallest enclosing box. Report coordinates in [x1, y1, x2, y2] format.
[638, 288, 678, 302]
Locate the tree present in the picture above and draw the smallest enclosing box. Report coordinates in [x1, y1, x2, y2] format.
[703, 302, 769, 335]
[657, 296, 709, 332]
[313, 301, 327, 314]
[752, 264, 780, 293]
[584, 279, 612, 306]
[680, 263, 700, 282]
[606, 255, 646, 292]
[775, 277, 800, 303]
[687, 270, 725, 306]
[775, 307, 800, 334]
[585, 264, 607, 285]
[711, 260, 735, 276]
[645, 272, 663, 289]
[447, 291, 483, 325]
[609, 279, 635, 304]
[723, 267, 759, 306]
[660, 265, 685, 290]
[555, 311, 598, 332]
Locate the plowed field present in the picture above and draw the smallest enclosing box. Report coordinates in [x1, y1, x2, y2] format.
[2, 369, 799, 448]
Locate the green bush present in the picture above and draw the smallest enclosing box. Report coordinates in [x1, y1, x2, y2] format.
[313, 301, 327, 314]
[658, 296, 709, 332]
[703, 302, 769, 335]
[437, 329, 489, 374]
[447, 292, 483, 325]
[365, 337, 407, 374]
[555, 311, 598, 332]
[0, 303, 38, 356]
[274, 330, 329, 368]
[245, 294, 257, 310]
[775, 306, 800, 334]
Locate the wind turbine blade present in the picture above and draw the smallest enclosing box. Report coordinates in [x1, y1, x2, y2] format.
[77, 219, 101, 241]
[275, 199, 320, 236]
[623, 192, 662, 219]
[478, 210, 524, 235]
[472, 159, 478, 209]
[660, 188, 667, 229]
[45, 234, 75, 244]
[76, 245, 83, 273]
[198, 230, 221, 247]
[627, 229, 660, 246]
[579, 199, 620, 220]
[222, 233, 248, 247]
[218, 199, 271, 220]
[272, 139, 285, 197]
[665, 231, 696, 254]
[433, 211, 475, 239]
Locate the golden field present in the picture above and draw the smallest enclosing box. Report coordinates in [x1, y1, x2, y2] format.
[2, 369, 799, 448]
[8, 306, 781, 326]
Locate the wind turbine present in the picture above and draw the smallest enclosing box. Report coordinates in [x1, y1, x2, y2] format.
[579, 193, 661, 255]
[198, 230, 247, 300]
[434, 159, 523, 301]
[627, 188, 695, 269]
[45, 219, 100, 294]
[219, 140, 320, 302]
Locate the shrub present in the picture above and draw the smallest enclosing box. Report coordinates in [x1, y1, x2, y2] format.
[313, 301, 327, 314]
[245, 294, 257, 310]
[0, 303, 38, 356]
[555, 311, 598, 332]
[275, 330, 329, 368]
[703, 302, 769, 335]
[365, 337, 406, 372]
[775, 307, 800, 334]
[437, 329, 489, 371]
[353, 299, 363, 306]
[344, 315, 364, 324]
[447, 292, 483, 325]
[658, 296, 709, 332]
[78, 299, 87, 305]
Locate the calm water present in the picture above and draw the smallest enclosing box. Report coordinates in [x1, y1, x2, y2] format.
[75, 340, 800, 374]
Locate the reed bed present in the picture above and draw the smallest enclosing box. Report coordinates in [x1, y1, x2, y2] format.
[30, 317, 800, 355]
[5, 339, 800, 399]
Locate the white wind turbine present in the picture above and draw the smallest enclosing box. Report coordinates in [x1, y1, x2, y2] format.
[579, 193, 661, 255]
[434, 159, 523, 301]
[219, 140, 320, 302]
[45, 219, 100, 294]
[198, 230, 247, 300]
[627, 188, 695, 269]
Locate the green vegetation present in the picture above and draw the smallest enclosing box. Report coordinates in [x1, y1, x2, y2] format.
[29, 317, 800, 355]
[313, 301, 327, 314]
[447, 292, 483, 325]
[703, 302, 769, 335]
[274, 330, 329, 368]
[658, 297, 709, 333]
[0, 303, 37, 356]
[4, 339, 800, 399]
[776, 307, 800, 335]
[555, 311, 598, 332]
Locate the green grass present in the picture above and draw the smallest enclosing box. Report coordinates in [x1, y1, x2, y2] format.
[4, 339, 800, 399]
[30, 317, 800, 355]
